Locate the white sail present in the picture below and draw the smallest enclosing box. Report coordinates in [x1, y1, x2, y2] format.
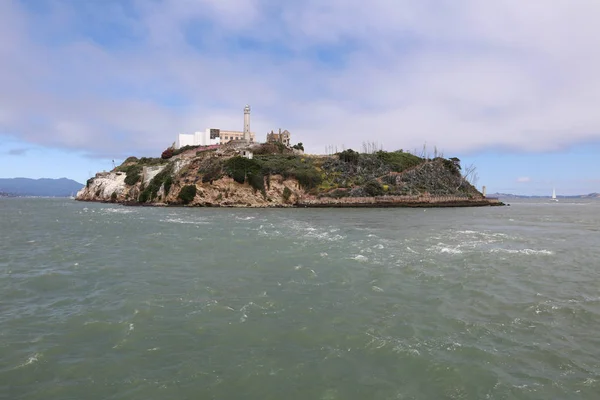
[551, 188, 558, 201]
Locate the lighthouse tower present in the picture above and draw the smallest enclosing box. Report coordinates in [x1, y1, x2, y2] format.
[243, 105, 251, 142]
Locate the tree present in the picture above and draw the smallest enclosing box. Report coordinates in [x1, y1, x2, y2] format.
[457, 163, 478, 190]
[449, 157, 461, 170]
[339, 149, 360, 164]
[364, 180, 385, 196]
[178, 185, 197, 204]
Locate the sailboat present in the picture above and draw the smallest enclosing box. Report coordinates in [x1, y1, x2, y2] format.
[551, 188, 558, 202]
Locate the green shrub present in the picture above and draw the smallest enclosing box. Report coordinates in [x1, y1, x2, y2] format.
[224, 157, 262, 184]
[123, 164, 142, 185]
[164, 176, 173, 196]
[124, 172, 141, 185]
[328, 188, 350, 198]
[138, 157, 167, 166]
[449, 157, 461, 170]
[144, 163, 175, 201]
[441, 158, 461, 176]
[110, 191, 117, 202]
[375, 150, 423, 172]
[201, 163, 223, 183]
[86, 178, 94, 188]
[247, 172, 265, 193]
[364, 180, 385, 197]
[282, 186, 292, 202]
[381, 174, 397, 185]
[255, 154, 322, 189]
[123, 156, 139, 163]
[294, 169, 322, 189]
[139, 187, 151, 203]
[178, 185, 197, 204]
[338, 149, 360, 164]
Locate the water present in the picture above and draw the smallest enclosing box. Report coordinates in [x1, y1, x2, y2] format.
[1, 198, 599, 399]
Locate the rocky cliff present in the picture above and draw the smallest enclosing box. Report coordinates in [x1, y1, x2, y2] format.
[77, 144, 502, 207]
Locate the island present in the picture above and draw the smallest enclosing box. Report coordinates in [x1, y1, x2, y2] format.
[77, 141, 503, 208]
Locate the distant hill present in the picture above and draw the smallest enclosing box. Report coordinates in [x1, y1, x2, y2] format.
[0, 178, 84, 197]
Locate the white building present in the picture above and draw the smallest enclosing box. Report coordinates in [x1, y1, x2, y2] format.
[174, 105, 257, 149]
[176, 129, 221, 149]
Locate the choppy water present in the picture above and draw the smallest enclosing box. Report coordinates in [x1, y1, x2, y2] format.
[1, 198, 600, 399]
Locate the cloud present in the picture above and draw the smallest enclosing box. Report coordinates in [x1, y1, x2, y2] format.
[2, 0, 600, 158]
[7, 148, 30, 156]
[516, 177, 531, 183]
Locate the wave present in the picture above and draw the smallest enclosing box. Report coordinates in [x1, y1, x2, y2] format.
[161, 217, 209, 225]
[100, 208, 135, 214]
[490, 248, 553, 256]
[14, 353, 41, 369]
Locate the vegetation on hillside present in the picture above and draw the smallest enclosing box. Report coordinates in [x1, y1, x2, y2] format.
[102, 144, 482, 205]
[178, 185, 197, 204]
[138, 162, 175, 203]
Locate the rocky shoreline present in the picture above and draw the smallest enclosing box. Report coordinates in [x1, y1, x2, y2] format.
[296, 198, 504, 208]
[77, 195, 503, 208]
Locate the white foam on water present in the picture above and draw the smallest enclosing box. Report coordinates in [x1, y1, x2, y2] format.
[283, 220, 347, 242]
[352, 255, 368, 262]
[440, 247, 463, 254]
[490, 248, 554, 256]
[101, 208, 135, 215]
[428, 243, 463, 254]
[371, 286, 384, 292]
[15, 353, 41, 369]
[373, 244, 384, 249]
[161, 217, 209, 225]
[446, 342, 462, 351]
[582, 295, 600, 303]
[583, 378, 596, 386]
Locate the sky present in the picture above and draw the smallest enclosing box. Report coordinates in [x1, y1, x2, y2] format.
[1, 0, 599, 195]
